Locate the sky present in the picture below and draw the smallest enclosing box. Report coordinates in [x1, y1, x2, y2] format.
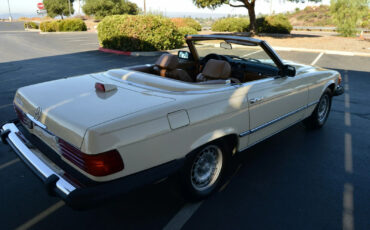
[0, 0, 331, 19]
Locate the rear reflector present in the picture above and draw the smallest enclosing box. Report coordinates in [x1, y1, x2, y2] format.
[58, 139, 124, 177]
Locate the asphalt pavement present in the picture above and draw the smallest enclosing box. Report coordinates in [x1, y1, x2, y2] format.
[0, 22, 369, 230]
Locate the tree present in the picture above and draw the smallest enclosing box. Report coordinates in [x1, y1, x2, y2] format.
[44, 0, 75, 19]
[192, 0, 321, 35]
[330, 0, 369, 37]
[82, 0, 139, 19]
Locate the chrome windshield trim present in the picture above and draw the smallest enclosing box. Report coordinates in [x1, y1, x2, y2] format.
[1, 123, 76, 196]
[239, 100, 319, 138]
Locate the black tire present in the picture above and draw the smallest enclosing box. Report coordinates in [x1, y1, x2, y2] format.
[303, 88, 332, 129]
[179, 141, 230, 200]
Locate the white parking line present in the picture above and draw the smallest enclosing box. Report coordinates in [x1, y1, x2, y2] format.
[343, 183, 354, 230]
[0, 103, 13, 110]
[15, 201, 65, 230]
[344, 133, 353, 174]
[163, 201, 203, 230]
[345, 112, 351, 127]
[344, 93, 350, 109]
[0, 158, 20, 170]
[242, 50, 262, 58]
[311, 52, 324, 65]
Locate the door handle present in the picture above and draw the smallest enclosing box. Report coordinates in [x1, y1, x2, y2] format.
[249, 97, 263, 104]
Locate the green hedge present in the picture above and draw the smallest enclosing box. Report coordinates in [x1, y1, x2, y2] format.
[171, 18, 202, 31]
[211, 17, 250, 32]
[40, 19, 87, 32]
[256, 14, 292, 34]
[24, 21, 39, 29]
[98, 15, 184, 51]
[178, 26, 198, 37]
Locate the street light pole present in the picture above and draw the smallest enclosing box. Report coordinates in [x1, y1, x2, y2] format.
[7, 0, 12, 21]
[144, 0, 146, 14]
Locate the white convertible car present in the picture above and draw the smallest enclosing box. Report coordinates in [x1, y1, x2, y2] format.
[1, 35, 343, 209]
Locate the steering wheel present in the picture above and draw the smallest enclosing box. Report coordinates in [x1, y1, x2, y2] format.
[200, 53, 222, 65]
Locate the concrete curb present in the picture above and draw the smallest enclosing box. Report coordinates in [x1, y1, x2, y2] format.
[98, 47, 166, 57]
[25, 28, 40, 32]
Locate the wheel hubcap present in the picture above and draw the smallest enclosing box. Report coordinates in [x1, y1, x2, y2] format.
[318, 94, 329, 122]
[191, 145, 223, 191]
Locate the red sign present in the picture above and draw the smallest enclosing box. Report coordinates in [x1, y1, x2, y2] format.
[37, 3, 44, 10]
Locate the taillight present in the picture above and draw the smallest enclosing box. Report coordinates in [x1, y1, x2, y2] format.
[58, 139, 124, 177]
[338, 74, 342, 85]
[95, 82, 106, 92]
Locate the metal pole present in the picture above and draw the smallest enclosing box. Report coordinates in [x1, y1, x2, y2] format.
[7, 0, 12, 21]
[144, 0, 146, 14]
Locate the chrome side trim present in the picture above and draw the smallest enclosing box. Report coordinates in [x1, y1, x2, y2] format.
[26, 113, 46, 130]
[1, 123, 76, 196]
[239, 100, 319, 138]
[239, 118, 303, 152]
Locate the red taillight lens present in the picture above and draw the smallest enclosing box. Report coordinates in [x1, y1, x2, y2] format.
[58, 139, 124, 177]
[95, 83, 105, 92]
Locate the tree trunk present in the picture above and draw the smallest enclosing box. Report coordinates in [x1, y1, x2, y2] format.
[247, 4, 256, 36]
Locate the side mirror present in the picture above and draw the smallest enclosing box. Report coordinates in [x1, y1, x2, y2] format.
[282, 65, 296, 77]
[178, 51, 192, 60]
[220, 42, 232, 50]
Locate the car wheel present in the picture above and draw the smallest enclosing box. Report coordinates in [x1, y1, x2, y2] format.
[303, 88, 332, 129]
[180, 141, 230, 200]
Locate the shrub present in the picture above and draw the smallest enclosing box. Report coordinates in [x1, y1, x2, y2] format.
[24, 22, 39, 29]
[98, 15, 184, 51]
[211, 17, 250, 32]
[83, 0, 139, 20]
[40, 19, 87, 32]
[59, 18, 87, 31]
[256, 14, 292, 34]
[40, 21, 59, 32]
[171, 18, 202, 31]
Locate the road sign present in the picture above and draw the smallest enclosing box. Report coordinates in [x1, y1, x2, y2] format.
[37, 9, 47, 15]
[37, 3, 44, 10]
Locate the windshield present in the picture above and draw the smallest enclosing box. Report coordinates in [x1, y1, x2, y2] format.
[194, 40, 278, 69]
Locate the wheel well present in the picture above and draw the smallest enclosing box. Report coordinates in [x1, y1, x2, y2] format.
[328, 83, 335, 95]
[186, 134, 239, 159]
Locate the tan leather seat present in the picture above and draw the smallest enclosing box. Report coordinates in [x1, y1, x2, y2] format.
[196, 59, 231, 82]
[153, 54, 193, 82]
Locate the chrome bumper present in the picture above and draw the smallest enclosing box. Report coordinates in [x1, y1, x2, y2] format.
[1, 122, 76, 197]
[333, 85, 344, 96]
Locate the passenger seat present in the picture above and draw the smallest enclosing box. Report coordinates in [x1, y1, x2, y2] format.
[196, 59, 232, 82]
[153, 54, 193, 82]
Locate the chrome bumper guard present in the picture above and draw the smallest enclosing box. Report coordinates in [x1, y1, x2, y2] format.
[334, 85, 344, 96]
[1, 122, 76, 198]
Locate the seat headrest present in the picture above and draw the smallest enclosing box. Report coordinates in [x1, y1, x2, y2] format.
[155, 54, 179, 70]
[202, 59, 231, 79]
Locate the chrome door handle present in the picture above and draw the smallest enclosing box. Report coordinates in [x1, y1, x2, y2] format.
[249, 97, 263, 104]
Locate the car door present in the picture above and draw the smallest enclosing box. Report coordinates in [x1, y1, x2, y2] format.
[245, 75, 309, 147]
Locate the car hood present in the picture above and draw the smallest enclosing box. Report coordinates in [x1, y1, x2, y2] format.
[14, 75, 175, 149]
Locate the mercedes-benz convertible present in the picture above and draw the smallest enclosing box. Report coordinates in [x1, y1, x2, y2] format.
[1, 35, 343, 209]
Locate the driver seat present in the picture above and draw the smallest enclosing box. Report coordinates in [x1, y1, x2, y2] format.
[196, 59, 231, 82]
[153, 54, 193, 82]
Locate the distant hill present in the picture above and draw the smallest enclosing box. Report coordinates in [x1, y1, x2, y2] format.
[287, 5, 369, 29]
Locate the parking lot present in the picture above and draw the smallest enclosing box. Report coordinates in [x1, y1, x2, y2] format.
[1, 22, 369, 230]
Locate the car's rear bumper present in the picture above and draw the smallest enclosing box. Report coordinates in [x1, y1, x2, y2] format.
[333, 85, 344, 96]
[1, 122, 184, 210]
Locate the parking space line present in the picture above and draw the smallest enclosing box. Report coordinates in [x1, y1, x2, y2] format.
[344, 93, 350, 108]
[163, 201, 203, 230]
[344, 133, 353, 174]
[0, 158, 20, 170]
[343, 183, 354, 230]
[311, 52, 324, 65]
[15, 201, 65, 230]
[0, 103, 13, 110]
[242, 50, 262, 58]
[345, 112, 351, 127]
